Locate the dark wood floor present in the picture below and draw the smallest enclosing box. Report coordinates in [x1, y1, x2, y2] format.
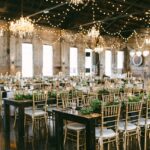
[0, 115, 57, 150]
[0, 114, 149, 150]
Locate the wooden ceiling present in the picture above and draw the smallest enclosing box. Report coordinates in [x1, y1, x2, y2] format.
[0, 0, 149, 37]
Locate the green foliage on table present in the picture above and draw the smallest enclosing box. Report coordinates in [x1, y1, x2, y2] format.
[128, 95, 141, 102]
[105, 100, 119, 106]
[122, 79, 128, 84]
[119, 87, 124, 93]
[90, 99, 101, 111]
[14, 94, 33, 100]
[98, 89, 109, 95]
[15, 94, 24, 100]
[80, 107, 93, 115]
[23, 94, 33, 99]
[48, 91, 56, 98]
[147, 93, 150, 100]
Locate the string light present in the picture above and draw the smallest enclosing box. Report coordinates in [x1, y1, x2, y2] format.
[135, 31, 146, 49]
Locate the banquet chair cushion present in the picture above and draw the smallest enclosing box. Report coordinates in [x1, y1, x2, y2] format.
[95, 127, 116, 139]
[139, 118, 150, 126]
[118, 121, 137, 131]
[66, 122, 85, 131]
[25, 109, 47, 117]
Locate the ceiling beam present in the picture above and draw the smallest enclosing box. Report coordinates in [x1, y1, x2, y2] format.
[104, 0, 139, 29]
[116, 0, 150, 9]
[27, 3, 66, 18]
[72, 10, 146, 29]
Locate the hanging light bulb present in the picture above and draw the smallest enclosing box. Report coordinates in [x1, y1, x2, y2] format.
[145, 38, 150, 44]
[129, 50, 135, 57]
[143, 50, 149, 57]
[136, 50, 142, 57]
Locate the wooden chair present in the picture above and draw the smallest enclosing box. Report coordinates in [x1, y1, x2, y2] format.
[0, 91, 3, 116]
[139, 97, 150, 150]
[63, 91, 86, 150]
[120, 93, 129, 102]
[102, 94, 114, 103]
[84, 94, 98, 106]
[118, 101, 143, 150]
[96, 102, 121, 150]
[75, 90, 85, 107]
[124, 88, 133, 95]
[25, 91, 48, 133]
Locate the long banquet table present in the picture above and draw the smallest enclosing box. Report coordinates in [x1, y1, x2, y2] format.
[54, 109, 100, 150]
[3, 97, 56, 150]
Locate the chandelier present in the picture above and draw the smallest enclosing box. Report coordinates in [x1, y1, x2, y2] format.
[9, 17, 34, 38]
[88, 26, 99, 38]
[94, 45, 103, 53]
[70, 0, 84, 5]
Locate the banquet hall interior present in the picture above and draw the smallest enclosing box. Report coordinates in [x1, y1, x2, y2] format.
[0, 0, 150, 150]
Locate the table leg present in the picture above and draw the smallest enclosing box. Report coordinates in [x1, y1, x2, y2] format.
[17, 106, 25, 150]
[55, 112, 63, 150]
[4, 102, 10, 150]
[86, 119, 96, 150]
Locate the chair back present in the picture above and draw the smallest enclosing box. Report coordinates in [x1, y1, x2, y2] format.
[75, 90, 84, 107]
[120, 93, 130, 102]
[32, 91, 48, 112]
[124, 101, 143, 129]
[60, 91, 70, 109]
[102, 94, 114, 103]
[141, 97, 150, 126]
[100, 102, 121, 133]
[124, 88, 133, 95]
[0, 91, 3, 114]
[85, 95, 97, 106]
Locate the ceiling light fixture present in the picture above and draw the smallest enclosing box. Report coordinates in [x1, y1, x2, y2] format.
[70, 0, 84, 5]
[130, 49, 149, 57]
[94, 45, 103, 53]
[88, 26, 99, 38]
[9, 17, 34, 38]
[9, 0, 34, 38]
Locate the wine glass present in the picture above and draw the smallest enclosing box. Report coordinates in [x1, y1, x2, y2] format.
[71, 102, 76, 111]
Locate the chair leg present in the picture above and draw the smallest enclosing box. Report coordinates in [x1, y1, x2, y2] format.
[107, 139, 110, 150]
[13, 111, 17, 128]
[123, 133, 126, 150]
[144, 127, 147, 150]
[116, 136, 119, 150]
[45, 115, 48, 133]
[127, 134, 129, 150]
[64, 127, 67, 146]
[138, 132, 141, 150]
[77, 130, 80, 150]
[99, 138, 103, 150]
[32, 118, 34, 133]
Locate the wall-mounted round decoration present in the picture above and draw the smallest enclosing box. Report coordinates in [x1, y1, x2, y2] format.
[132, 55, 143, 66]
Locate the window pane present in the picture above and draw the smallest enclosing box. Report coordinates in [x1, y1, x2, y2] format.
[85, 49, 92, 76]
[117, 51, 124, 69]
[22, 43, 33, 78]
[43, 45, 53, 76]
[70, 47, 78, 76]
[105, 50, 112, 76]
